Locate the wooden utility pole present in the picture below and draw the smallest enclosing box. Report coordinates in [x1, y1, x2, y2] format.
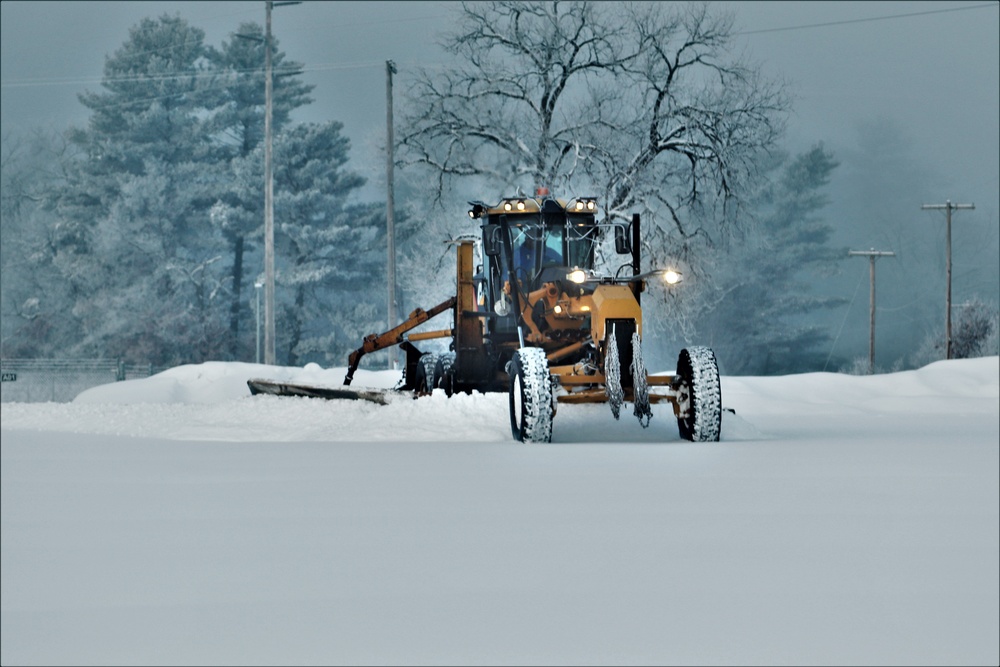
[848, 249, 895, 374]
[386, 60, 398, 369]
[920, 200, 974, 359]
[262, 0, 300, 365]
[263, 0, 275, 365]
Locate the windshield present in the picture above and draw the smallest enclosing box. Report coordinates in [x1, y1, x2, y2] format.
[565, 214, 598, 269]
[511, 224, 562, 280]
[506, 214, 597, 287]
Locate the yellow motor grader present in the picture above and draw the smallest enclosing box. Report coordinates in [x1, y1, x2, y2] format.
[249, 192, 721, 442]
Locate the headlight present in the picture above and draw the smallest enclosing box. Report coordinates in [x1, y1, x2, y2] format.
[662, 270, 682, 285]
[566, 269, 587, 284]
[494, 296, 511, 316]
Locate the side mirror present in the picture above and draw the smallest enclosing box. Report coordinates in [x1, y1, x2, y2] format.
[614, 224, 631, 254]
[483, 225, 501, 257]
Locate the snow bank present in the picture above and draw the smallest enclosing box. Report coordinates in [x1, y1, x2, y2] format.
[1, 357, 996, 444]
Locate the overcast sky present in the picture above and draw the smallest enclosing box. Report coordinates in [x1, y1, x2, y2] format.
[0, 0, 1000, 194]
[2, 0, 998, 209]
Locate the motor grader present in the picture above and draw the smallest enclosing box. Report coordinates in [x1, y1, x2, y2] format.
[249, 191, 722, 443]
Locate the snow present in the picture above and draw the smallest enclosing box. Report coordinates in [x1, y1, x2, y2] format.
[2, 357, 998, 666]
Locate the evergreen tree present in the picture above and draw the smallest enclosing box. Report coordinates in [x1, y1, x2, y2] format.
[54, 14, 224, 365]
[697, 145, 846, 375]
[269, 122, 387, 366]
[205, 23, 313, 359]
[6, 13, 396, 368]
[0, 129, 79, 357]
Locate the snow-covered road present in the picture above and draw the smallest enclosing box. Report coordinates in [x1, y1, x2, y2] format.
[2, 358, 998, 665]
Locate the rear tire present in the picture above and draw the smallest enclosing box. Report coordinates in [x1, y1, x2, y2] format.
[675, 346, 722, 442]
[508, 348, 554, 443]
[435, 352, 456, 396]
[414, 352, 438, 394]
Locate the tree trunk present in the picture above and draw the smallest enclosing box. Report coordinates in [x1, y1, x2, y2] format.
[228, 235, 244, 360]
[285, 283, 306, 367]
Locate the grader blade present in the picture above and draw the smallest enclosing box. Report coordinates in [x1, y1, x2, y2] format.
[247, 378, 401, 405]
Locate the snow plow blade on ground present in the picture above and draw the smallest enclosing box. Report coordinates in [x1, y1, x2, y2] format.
[247, 378, 397, 405]
[249, 191, 723, 443]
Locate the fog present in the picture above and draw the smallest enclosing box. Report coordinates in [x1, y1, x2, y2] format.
[2, 1, 998, 369]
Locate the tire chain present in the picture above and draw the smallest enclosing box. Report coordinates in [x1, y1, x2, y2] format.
[630, 331, 653, 428]
[605, 326, 624, 420]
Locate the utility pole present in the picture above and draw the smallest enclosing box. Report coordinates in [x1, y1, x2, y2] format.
[920, 200, 974, 359]
[263, 0, 275, 365]
[848, 249, 895, 374]
[386, 60, 398, 369]
[262, 0, 300, 366]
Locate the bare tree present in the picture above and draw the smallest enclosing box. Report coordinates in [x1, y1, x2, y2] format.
[398, 0, 788, 265]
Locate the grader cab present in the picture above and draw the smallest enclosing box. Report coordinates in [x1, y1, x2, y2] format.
[250, 191, 722, 443]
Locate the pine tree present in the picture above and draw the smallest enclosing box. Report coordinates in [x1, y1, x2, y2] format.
[698, 145, 846, 375]
[0, 129, 79, 357]
[22, 12, 393, 367]
[205, 23, 313, 359]
[269, 122, 387, 366]
[54, 14, 224, 365]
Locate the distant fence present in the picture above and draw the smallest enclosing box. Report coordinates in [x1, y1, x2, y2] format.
[0, 359, 167, 403]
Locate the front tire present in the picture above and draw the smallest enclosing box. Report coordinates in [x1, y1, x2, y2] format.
[675, 346, 722, 442]
[508, 348, 554, 442]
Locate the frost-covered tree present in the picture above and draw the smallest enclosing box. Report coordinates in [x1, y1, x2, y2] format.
[254, 121, 395, 366]
[911, 298, 999, 366]
[398, 1, 788, 276]
[950, 299, 998, 360]
[694, 145, 846, 375]
[205, 23, 314, 358]
[46, 14, 336, 366]
[53, 14, 226, 365]
[0, 129, 80, 357]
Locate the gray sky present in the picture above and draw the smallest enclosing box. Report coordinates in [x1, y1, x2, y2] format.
[2, 0, 998, 209]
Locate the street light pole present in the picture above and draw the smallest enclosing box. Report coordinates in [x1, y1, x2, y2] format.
[386, 60, 398, 369]
[262, 0, 301, 366]
[921, 200, 974, 359]
[848, 249, 895, 374]
[263, 0, 276, 365]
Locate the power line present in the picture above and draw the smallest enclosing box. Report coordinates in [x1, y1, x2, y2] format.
[737, 2, 998, 36]
[0, 61, 397, 95]
[11, 2, 994, 90]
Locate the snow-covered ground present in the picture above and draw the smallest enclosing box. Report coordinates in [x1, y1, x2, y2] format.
[2, 357, 998, 666]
